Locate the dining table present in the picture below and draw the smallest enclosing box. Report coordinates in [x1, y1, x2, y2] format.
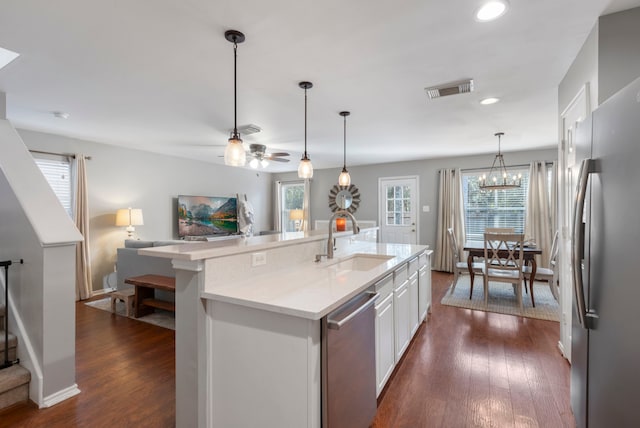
[463, 241, 543, 306]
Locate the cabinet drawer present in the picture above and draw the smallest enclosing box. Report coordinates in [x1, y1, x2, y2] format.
[408, 257, 419, 275]
[374, 273, 394, 301]
[419, 251, 428, 268]
[394, 264, 408, 286]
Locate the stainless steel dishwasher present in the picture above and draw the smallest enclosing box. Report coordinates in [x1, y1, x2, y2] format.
[321, 289, 378, 428]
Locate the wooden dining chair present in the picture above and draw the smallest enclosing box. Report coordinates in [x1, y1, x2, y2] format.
[523, 230, 560, 301]
[482, 232, 525, 307]
[485, 227, 515, 233]
[447, 228, 483, 297]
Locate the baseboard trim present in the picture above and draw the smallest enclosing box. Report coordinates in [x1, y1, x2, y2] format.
[41, 384, 81, 408]
[557, 340, 569, 361]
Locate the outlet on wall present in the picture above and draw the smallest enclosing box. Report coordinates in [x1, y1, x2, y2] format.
[252, 252, 267, 266]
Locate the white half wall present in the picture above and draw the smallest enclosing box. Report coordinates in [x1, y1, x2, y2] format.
[0, 119, 82, 406]
[18, 128, 274, 293]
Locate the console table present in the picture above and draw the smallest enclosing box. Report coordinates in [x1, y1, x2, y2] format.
[124, 274, 176, 318]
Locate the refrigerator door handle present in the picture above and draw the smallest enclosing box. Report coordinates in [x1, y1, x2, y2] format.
[572, 158, 593, 330]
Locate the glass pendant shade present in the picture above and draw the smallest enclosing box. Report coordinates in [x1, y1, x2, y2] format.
[338, 168, 351, 186]
[298, 157, 313, 179]
[224, 135, 246, 166]
[298, 81, 314, 179]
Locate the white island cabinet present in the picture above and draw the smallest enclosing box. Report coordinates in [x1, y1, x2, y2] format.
[140, 232, 431, 428]
[418, 250, 432, 321]
[374, 273, 395, 396]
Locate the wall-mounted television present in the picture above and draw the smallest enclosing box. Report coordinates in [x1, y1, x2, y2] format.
[178, 195, 238, 238]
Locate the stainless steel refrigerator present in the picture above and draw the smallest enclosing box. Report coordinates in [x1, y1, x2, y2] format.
[571, 76, 640, 428]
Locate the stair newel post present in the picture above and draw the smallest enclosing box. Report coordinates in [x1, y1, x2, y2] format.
[1, 260, 11, 369]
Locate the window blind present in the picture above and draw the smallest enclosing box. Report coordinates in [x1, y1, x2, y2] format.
[34, 156, 73, 218]
[462, 167, 529, 242]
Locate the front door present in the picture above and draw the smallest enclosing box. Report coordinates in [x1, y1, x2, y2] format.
[378, 177, 418, 244]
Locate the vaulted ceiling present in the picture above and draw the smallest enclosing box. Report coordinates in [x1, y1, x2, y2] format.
[1, 0, 638, 171]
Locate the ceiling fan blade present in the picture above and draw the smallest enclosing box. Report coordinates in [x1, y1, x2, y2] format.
[266, 152, 290, 157]
[269, 157, 290, 163]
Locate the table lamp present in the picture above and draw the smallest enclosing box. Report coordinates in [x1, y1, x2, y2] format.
[289, 209, 304, 232]
[116, 207, 144, 238]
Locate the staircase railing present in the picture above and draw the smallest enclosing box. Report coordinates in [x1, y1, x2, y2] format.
[1, 258, 23, 370]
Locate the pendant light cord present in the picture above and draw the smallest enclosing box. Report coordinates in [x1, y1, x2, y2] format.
[343, 114, 347, 169]
[233, 41, 238, 137]
[304, 87, 308, 158]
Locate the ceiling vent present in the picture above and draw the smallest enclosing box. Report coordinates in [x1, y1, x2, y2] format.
[425, 79, 474, 100]
[231, 124, 262, 135]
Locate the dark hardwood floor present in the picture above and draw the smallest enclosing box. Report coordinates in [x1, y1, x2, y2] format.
[373, 271, 575, 428]
[1, 272, 574, 427]
[0, 298, 175, 427]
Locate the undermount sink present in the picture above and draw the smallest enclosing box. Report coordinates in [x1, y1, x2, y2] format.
[325, 254, 394, 272]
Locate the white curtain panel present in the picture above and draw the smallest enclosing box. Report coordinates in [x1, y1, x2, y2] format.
[525, 161, 553, 268]
[74, 154, 92, 300]
[434, 168, 465, 272]
[302, 179, 311, 232]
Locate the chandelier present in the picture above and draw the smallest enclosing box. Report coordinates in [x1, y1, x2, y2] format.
[479, 132, 521, 190]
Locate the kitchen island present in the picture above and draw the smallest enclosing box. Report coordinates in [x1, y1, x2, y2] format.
[141, 230, 431, 428]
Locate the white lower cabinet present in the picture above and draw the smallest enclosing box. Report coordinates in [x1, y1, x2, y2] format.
[393, 273, 410, 361]
[408, 256, 420, 337]
[418, 251, 432, 321]
[375, 292, 394, 396]
[374, 251, 433, 397]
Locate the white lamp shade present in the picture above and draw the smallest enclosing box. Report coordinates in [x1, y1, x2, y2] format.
[224, 137, 246, 166]
[289, 209, 304, 221]
[338, 170, 351, 187]
[298, 158, 313, 178]
[116, 208, 144, 226]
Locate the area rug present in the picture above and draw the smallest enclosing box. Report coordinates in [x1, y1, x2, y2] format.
[440, 275, 560, 322]
[85, 297, 175, 330]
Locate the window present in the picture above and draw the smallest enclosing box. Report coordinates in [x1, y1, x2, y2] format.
[33, 154, 74, 218]
[462, 166, 529, 241]
[280, 181, 305, 232]
[385, 184, 412, 226]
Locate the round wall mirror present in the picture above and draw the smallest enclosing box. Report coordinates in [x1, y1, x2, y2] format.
[329, 184, 361, 214]
[336, 190, 352, 209]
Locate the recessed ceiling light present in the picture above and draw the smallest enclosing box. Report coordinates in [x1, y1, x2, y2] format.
[0, 46, 20, 70]
[480, 97, 500, 105]
[475, 0, 509, 22]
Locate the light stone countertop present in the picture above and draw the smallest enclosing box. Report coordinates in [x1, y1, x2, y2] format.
[201, 242, 430, 320]
[138, 229, 372, 261]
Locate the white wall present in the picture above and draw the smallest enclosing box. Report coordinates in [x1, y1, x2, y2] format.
[18, 129, 274, 293]
[558, 24, 598, 115]
[274, 147, 557, 249]
[598, 6, 640, 103]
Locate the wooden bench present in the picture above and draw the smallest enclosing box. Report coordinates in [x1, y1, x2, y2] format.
[124, 274, 176, 318]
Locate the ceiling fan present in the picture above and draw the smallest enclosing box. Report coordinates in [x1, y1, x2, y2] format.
[247, 143, 290, 168]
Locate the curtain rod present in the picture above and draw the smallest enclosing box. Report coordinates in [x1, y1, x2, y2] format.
[29, 149, 92, 160]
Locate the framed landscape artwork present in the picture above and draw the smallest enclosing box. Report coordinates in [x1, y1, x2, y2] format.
[178, 195, 238, 237]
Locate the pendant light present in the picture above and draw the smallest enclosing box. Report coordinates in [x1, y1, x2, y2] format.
[479, 132, 522, 190]
[224, 30, 246, 167]
[298, 81, 314, 179]
[338, 111, 351, 186]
